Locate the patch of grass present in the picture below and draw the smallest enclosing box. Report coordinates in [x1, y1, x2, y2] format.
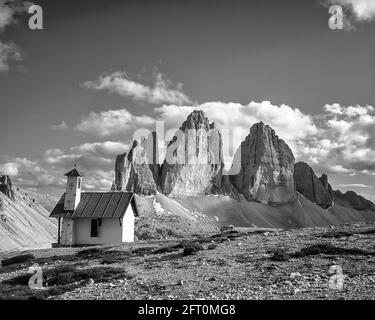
[1, 264, 129, 300]
[131, 247, 157, 256]
[320, 228, 375, 239]
[151, 244, 182, 255]
[1, 254, 35, 267]
[100, 252, 131, 265]
[292, 243, 375, 258]
[321, 231, 353, 238]
[76, 248, 104, 257]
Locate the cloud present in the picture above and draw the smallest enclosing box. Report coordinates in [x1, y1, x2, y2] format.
[42, 141, 129, 191]
[0, 41, 20, 71]
[296, 103, 375, 175]
[0, 141, 130, 194]
[338, 0, 375, 21]
[0, 0, 31, 72]
[76, 108, 155, 137]
[0, 157, 62, 189]
[155, 101, 318, 155]
[0, 161, 19, 176]
[83, 71, 192, 105]
[51, 121, 68, 130]
[337, 183, 373, 188]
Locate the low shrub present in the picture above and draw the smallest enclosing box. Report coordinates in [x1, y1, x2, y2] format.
[292, 243, 375, 258]
[1, 254, 35, 267]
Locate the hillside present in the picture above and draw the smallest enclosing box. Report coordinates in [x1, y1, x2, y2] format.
[0, 189, 57, 252]
[176, 193, 375, 229]
[14, 188, 59, 212]
[133, 192, 375, 230]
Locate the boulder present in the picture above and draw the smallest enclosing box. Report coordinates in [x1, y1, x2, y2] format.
[230, 122, 295, 204]
[160, 110, 225, 197]
[294, 162, 332, 209]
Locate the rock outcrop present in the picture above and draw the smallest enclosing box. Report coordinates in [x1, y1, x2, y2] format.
[0, 175, 15, 201]
[319, 173, 333, 199]
[160, 110, 225, 197]
[115, 136, 158, 195]
[294, 162, 333, 209]
[230, 122, 295, 204]
[333, 190, 375, 211]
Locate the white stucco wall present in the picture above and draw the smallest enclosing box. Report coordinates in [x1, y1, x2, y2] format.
[59, 200, 136, 246]
[73, 218, 123, 245]
[122, 205, 135, 242]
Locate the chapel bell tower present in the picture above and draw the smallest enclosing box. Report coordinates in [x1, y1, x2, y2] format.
[64, 165, 83, 211]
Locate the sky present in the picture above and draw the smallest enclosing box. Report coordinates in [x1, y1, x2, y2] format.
[0, 0, 375, 200]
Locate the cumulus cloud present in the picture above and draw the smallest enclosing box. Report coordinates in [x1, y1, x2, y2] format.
[42, 141, 129, 191]
[0, 141, 130, 194]
[155, 101, 318, 156]
[0, 161, 19, 176]
[0, 41, 20, 71]
[83, 71, 192, 106]
[0, 157, 62, 189]
[296, 103, 375, 175]
[76, 108, 155, 137]
[337, 183, 373, 188]
[0, 0, 31, 72]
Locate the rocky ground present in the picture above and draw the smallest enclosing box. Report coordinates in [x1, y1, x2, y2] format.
[1, 221, 375, 300]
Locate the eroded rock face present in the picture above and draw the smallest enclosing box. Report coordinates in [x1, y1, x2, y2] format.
[115, 137, 158, 195]
[160, 110, 225, 197]
[230, 122, 295, 204]
[294, 162, 333, 209]
[0, 175, 15, 201]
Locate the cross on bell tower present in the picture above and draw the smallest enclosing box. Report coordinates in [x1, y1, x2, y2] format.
[63, 165, 84, 211]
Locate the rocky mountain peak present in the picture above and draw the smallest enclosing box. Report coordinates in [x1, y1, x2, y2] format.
[230, 122, 295, 204]
[180, 110, 211, 131]
[294, 162, 333, 209]
[114, 133, 158, 195]
[160, 110, 225, 197]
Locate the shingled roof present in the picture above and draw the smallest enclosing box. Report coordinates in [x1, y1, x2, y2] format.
[50, 192, 138, 219]
[64, 168, 84, 177]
